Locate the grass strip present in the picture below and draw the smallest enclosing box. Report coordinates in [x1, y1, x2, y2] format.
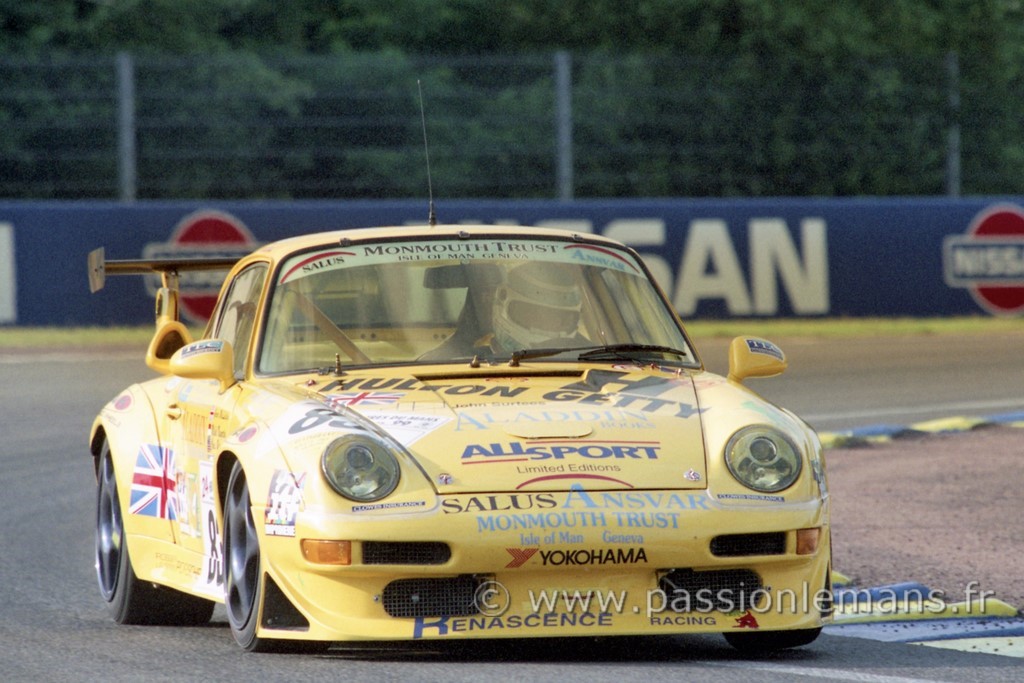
[1, 317, 1020, 350]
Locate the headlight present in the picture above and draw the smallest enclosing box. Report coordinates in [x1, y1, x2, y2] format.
[322, 434, 400, 502]
[724, 426, 802, 493]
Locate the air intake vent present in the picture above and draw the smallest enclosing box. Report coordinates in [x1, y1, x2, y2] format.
[381, 576, 481, 618]
[710, 532, 786, 557]
[261, 574, 310, 631]
[363, 541, 451, 565]
[658, 568, 764, 612]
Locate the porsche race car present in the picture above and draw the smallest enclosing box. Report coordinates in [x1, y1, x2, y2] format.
[88, 224, 831, 653]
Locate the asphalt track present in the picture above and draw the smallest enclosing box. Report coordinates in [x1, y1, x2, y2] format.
[1, 333, 1023, 682]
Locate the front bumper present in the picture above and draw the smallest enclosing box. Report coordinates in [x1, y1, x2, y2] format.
[257, 491, 831, 641]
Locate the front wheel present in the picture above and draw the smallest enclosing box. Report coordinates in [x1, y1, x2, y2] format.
[222, 460, 329, 653]
[223, 460, 266, 650]
[95, 439, 214, 625]
[723, 627, 822, 653]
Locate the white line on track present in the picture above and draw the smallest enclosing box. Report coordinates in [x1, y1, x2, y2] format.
[711, 661, 943, 683]
[0, 350, 140, 364]
[803, 398, 1024, 422]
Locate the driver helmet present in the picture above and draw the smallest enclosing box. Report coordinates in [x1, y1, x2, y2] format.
[492, 262, 582, 350]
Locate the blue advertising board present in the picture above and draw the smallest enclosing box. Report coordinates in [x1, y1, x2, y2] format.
[1, 197, 1022, 326]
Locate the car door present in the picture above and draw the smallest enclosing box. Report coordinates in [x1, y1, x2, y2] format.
[163, 263, 269, 599]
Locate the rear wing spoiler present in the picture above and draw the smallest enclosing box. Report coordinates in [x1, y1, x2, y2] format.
[87, 247, 238, 293]
[87, 247, 239, 325]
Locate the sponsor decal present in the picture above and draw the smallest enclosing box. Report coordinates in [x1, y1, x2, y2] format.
[477, 509, 675, 534]
[943, 203, 1024, 315]
[442, 486, 711, 535]
[602, 531, 644, 544]
[516, 463, 622, 475]
[413, 611, 614, 639]
[174, 470, 200, 539]
[442, 493, 559, 515]
[129, 444, 177, 519]
[321, 377, 528, 400]
[365, 413, 450, 446]
[322, 373, 699, 419]
[563, 244, 640, 273]
[142, 210, 257, 322]
[454, 408, 656, 432]
[351, 500, 427, 513]
[321, 377, 422, 393]
[563, 486, 709, 511]
[717, 493, 784, 503]
[442, 488, 709, 514]
[265, 470, 306, 537]
[683, 468, 701, 482]
[734, 610, 760, 629]
[506, 546, 648, 568]
[112, 393, 133, 411]
[650, 615, 718, 626]
[541, 387, 702, 419]
[745, 338, 783, 361]
[505, 547, 539, 568]
[179, 340, 224, 359]
[182, 407, 214, 448]
[359, 240, 562, 263]
[278, 250, 356, 284]
[462, 440, 661, 463]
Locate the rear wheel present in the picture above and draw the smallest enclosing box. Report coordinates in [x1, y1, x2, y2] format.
[723, 627, 822, 653]
[95, 439, 214, 625]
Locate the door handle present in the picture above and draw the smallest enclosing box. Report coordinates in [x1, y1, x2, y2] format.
[166, 403, 183, 420]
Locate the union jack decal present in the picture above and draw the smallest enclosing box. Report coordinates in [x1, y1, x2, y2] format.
[129, 444, 177, 520]
[326, 391, 403, 408]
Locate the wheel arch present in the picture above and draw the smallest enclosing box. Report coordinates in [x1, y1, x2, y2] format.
[89, 421, 107, 479]
[215, 450, 240, 517]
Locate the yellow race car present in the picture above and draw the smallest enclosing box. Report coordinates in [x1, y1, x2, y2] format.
[88, 224, 831, 653]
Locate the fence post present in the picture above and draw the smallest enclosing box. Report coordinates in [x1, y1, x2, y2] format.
[945, 51, 961, 197]
[116, 52, 137, 202]
[554, 50, 573, 201]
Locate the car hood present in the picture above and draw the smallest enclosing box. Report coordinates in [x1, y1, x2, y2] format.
[304, 366, 708, 494]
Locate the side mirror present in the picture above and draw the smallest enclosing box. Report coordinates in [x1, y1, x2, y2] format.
[170, 340, 236, 393]
[727, 336, 787, 383]
[146, 320, 194, 375]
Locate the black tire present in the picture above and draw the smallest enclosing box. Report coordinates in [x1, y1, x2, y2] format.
[222, 460, 329, 653]
[95, 439, 214, 625]
[723, 627, 822, 653]
[223, 460, 273, 651]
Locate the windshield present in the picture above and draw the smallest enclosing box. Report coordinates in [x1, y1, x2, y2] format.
[258, 236, 695, 373]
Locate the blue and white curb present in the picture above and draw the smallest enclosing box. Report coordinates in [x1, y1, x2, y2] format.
[828, 577, 1024, 658]
[820, 410, 1024, 449]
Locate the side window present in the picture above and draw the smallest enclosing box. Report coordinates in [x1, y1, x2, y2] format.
[211, 264, 268, 377]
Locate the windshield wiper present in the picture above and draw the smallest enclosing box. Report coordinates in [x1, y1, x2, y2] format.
[507, 343, 690, 366]
[508, 345, 599, 366]
[577, 343, 690, 362]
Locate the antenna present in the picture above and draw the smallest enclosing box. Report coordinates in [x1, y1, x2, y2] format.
[417, 79, 437, 227]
